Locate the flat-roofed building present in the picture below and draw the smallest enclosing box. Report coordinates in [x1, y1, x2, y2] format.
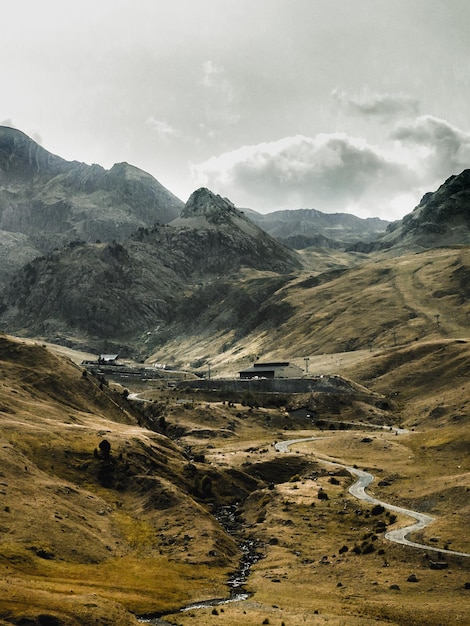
[239, 361, 304, 379]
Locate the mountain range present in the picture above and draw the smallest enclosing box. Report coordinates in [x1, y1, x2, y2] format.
[0, 127, 469, 626]
[244, 207, 389, 249]
[0, 126, 469, 368]
[0, 126, 183, 285]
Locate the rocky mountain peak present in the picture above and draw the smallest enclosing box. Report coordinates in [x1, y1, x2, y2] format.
[180, 187, 242, 224]
[361, 168, 470, 253]
[0, 125, 67, 181]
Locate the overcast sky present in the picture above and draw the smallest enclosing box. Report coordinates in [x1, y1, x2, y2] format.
[1, 0, 469, 219]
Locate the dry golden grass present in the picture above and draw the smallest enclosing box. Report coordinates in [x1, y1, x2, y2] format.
[161, 425, 470, 625]
[144, 247, 470, 378]
[1, 309, 470, 625]
[0, 336, 238, 624]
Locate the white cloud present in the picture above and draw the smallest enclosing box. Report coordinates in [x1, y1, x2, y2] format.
[0, 118, 16, 128]
[391, 115, 470, 177]
[146, 116, 176, 138]
[192, 133, 412, 217]
[191, 116, 470, 218]
[332, 89, 420, 120]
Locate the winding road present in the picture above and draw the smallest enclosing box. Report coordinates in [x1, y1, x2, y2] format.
[275, 437, 470, 559]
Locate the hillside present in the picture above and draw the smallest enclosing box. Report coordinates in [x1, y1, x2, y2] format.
[1, 328, 469, 625]
[145, 245, 470, 374]
[0, 335, 262, 624]
[0, 188, 301, 352]
[352, 169, 470, 253]
[0, 126, 183, 286]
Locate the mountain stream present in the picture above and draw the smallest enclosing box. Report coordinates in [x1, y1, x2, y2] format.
[138, 433, 470, 623]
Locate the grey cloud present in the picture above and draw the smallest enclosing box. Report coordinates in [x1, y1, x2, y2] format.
[192, 133, 412, 214]
[333, 90, 420, 119]
[391, 115, 470, 175]
[31, 132, 43, 146]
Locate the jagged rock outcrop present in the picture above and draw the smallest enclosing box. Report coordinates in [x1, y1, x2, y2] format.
[168, 188, 302, 274]
[0, 126, 183, 285]
[350, 169, 470, 253]
[0, 189, 301, 349]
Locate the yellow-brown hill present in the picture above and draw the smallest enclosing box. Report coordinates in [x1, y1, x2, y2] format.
[0, 336, 247, 625]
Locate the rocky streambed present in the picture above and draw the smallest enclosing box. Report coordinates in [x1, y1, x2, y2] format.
[138, 504, 263, 623]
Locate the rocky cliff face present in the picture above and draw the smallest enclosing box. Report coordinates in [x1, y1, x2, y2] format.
[0, 188, 301, 350]
[168, 188, 302, 275]
[354, 169, 470, 253]
[0, 126, 183, 285]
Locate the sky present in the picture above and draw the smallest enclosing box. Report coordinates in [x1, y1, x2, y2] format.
[1, 0, 469, 219]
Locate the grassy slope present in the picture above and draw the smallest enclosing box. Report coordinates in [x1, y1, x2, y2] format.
[1, 242, 470, 625]
[143, 338, 470, 625]
[147, 246, 470, 377]
[0, 336, 240, 625]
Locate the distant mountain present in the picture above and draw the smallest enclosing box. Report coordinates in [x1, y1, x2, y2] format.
[351, 169, 470, 253]
[169, 188, 301, 274]
[0, 188, 301, 350]
[0, 126, 183, 285]
[244, 207, 390, 249]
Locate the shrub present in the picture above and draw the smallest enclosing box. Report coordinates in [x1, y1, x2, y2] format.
[99, 439, 111, 459]
[371, 504, 385, 516]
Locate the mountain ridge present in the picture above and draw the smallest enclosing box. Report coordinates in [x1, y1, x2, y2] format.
[350, 169, 470, 253]
[245, 206, 390, 249]
[0, 188, 301, 349]
[0, 126, 184, 285]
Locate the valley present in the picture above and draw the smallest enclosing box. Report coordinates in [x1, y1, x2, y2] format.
[0, 128, 469, 625]
[0, 332, 468, 625]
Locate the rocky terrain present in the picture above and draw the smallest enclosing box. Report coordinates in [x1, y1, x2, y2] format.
[0, 126, 183, 286]
[0, 188, 300, 352]
[351, 169, 470, 253]
[0, 129, 469, 624]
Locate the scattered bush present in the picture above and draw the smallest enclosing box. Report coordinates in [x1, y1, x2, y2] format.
[99, 439, 111, 459]
[371, 504, 385, 516]
[361, 542, 375, 554]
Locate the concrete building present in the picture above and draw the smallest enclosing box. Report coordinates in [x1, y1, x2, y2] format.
[239, 361, 304, 379]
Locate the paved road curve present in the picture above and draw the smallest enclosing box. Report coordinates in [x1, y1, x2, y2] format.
[275, 437, 470, 558]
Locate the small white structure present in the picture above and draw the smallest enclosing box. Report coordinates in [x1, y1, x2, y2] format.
[98, 354, 119, 365]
